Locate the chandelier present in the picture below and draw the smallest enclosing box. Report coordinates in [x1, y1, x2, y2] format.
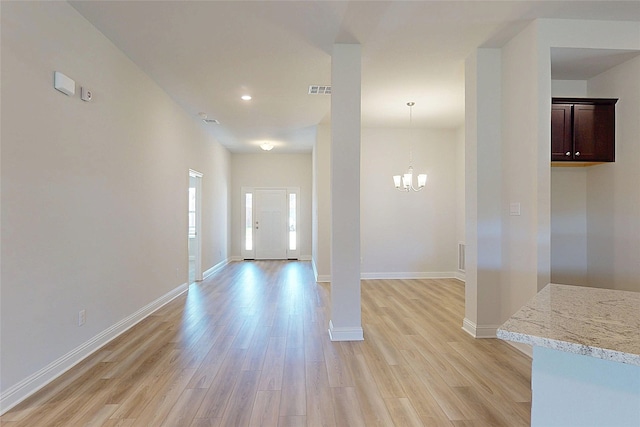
[393, 102, 427, 192]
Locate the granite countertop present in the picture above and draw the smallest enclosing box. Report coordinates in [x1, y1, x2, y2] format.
[497, 284, 640, 366]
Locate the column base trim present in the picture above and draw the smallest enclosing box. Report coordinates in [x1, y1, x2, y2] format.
[461, 318, 499, 338]
[328, 320, 364, 341]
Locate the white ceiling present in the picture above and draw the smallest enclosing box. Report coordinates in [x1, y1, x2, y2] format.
[69, 1, 640, 153]
[551, 48, 640, 80]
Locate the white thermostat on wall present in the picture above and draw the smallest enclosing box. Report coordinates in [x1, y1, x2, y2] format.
[81, 86, 92, 102]
[54, 71, 75, 96]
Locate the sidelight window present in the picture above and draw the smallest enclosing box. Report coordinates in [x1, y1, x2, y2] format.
[289, 193, 296, 251]
[245, 193, 253, 251]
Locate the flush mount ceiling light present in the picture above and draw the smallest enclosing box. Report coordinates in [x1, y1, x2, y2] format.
[393, 102, 427, 192]
[260, 142, 274, 151]
[241, 95, 252, 101]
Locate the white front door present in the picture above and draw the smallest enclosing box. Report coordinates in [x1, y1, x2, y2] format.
[255, 189, 287, 259]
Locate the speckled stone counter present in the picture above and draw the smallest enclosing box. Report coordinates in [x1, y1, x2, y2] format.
[497, 283, 640, 366]
[498, 284, 640, 427]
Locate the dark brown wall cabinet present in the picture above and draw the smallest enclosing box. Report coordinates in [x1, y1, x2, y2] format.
[551, 98, 617, 163]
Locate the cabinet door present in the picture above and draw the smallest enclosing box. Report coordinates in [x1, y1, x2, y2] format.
[573, 104, 615, 162]
[551, 104, 573, 161]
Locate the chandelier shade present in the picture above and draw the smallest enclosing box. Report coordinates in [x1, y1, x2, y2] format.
[393, 166, 427, 192]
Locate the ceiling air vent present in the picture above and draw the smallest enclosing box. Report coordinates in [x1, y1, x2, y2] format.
[308, 85, 331, 95]
[203, 118, 220, 124]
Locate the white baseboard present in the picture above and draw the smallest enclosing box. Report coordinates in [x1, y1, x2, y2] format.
[202, 258, 229, 279]
[316, 271, 461, 283]
[311, 259, 330, 282]
[454, 271, 466, 282]
[461, 318, 499, 338]
[0, 282, 189, 415]
[230, 256, 243, 262]
[298, 255, 311, 261]
[360, 271, 460, 280]
[328, 320, 364, 342]
[461, 318, 477, 337]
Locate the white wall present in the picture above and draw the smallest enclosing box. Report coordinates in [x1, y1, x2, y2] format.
[550, 169, 588, 285]
[360, 127, 459, 278]
[548, 50, 640, 294]
[551, 80, 587, 97]
[229, 124, 462, 279]
[230, 153, 313, 259]
[549, 57, 640, 293]
[466, 19, 640, 337]
[202, 145, 231, 270]
[313, 125, 462, 281]
[586, 55, 640, 292]
[313, 124, 331, 281]
[0, 1, 230, 406]
[501, 21, 549, 322]
[456, 126, 466, 268]
[550, 80, 588, 286]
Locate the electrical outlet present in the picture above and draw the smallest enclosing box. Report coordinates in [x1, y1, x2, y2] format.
[78, 309, 86, 326]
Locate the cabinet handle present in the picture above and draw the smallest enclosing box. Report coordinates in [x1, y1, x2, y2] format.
[565, 152, 571, 156]
[575, 151, 580, 157]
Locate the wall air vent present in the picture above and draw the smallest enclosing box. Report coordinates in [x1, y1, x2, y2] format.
[308, 85, 331, 95]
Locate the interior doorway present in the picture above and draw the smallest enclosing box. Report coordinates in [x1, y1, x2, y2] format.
[242, 187, 299, 260]
[188, 170, 203, 283]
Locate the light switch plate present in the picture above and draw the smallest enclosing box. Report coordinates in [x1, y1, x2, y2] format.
[81, 86, 92, 102]
[510, 202, 521, 216]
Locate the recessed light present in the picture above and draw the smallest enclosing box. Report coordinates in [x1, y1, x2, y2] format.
[260, 142, 274, 151]
[241, 95, 252, 101]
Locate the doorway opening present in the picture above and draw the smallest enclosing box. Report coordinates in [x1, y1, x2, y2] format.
[242, 187, 300, 260]
[188, 170, 203, 283]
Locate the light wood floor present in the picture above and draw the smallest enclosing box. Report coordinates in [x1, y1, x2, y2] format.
[1, 261, 531, 426]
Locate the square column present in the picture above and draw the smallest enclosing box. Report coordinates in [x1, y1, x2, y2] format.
[463, 48, 503, 338]
[329, 44, 363, 341]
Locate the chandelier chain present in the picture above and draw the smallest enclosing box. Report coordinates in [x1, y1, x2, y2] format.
[408, 102, 413, 166]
